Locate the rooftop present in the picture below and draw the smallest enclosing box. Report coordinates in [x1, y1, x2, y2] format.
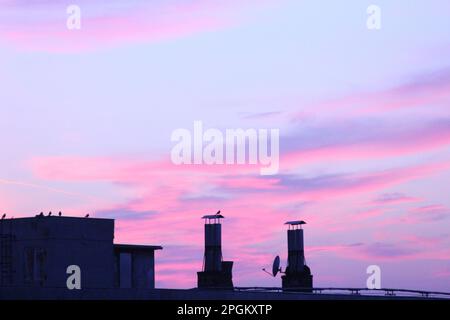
[114, 244, 163, 251]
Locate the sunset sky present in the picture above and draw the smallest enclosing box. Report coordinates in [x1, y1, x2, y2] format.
[0, 0, 449, 291]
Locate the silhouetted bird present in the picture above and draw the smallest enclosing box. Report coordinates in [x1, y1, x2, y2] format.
[58, 211, 62, 216]
[85, 214, 89, 218]
[48, 211, 52, 216]
[39, 212, 44, 217]
[216, 210, 221, 215]
[1, 214, 5, 219]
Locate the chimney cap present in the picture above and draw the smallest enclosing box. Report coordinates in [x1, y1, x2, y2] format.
[202, 214, 224, 219]
[285, 220, 306, 225]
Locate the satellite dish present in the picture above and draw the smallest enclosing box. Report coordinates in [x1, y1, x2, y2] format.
[272, 256, 281, 277]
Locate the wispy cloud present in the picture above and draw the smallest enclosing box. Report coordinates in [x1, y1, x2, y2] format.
[407, 204, 450, 223]
[95, 208, 158, 220]
[291, 67, 450, 117]
[371, 192, 421, 205]
[310, 237, 450, 262]
[0, 177, 94, 199]
[282, 118, 450, 170]
[0, 0, 275, 52]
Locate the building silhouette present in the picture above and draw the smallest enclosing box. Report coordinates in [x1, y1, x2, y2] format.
[0, 216, 161, 292]
[0, 214, 447, 300]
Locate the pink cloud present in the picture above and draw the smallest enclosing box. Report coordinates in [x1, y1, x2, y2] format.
[309, 239, 450, 262]
[25, 153, 450, 271]
[352, 208, 386, 221]
[291, 68, 450, 117]
[433, 266, 450, 279]
[24, 151, 450, 288]
[29, 154, 450, 207]
[0, 0, 275, 52]
[156, 260, 200, 288]
[406, 204, 450, 223]
[282, 121, 450, 170]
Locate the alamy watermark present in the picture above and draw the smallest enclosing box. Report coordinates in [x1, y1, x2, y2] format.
[171, 121, 280, 175]
[64, 5, 380, 32]
[66, 5, 81, 30]
[366, 265, 381, 289]
[66, 264, 81, 290]
[367, 5, 381, 30]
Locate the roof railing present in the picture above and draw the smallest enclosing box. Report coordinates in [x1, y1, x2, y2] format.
[232, 286, 450, 299]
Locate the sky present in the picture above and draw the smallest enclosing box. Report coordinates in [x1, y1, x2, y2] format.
[0, 0, 450, 291]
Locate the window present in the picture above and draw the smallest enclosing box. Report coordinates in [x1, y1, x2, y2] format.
[23, 248, 47, 285]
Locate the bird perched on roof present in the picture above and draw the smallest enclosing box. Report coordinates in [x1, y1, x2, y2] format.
[58, 211, 62, 216]
[48, 211, 52, 216]
[216, 210, 221, 215]
[85, 214, 89, 218]
[1, 213, 5, 219]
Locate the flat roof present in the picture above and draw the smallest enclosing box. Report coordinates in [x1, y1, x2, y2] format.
[0, 216, 114, 222]
[114, 244, 163, 251]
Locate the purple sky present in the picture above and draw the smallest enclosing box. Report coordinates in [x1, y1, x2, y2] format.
[0, 0, 449, 291]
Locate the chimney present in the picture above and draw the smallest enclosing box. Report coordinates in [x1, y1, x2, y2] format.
[197, 213, 233, 289]
[281, 220, 313, 292]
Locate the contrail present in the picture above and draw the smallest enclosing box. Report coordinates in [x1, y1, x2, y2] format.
[0, 178, 96, 200]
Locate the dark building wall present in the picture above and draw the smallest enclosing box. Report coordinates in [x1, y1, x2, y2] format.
[114, 246, 157, 289]
[1, 217, 115, 289]
[132, 252, 155, 289]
